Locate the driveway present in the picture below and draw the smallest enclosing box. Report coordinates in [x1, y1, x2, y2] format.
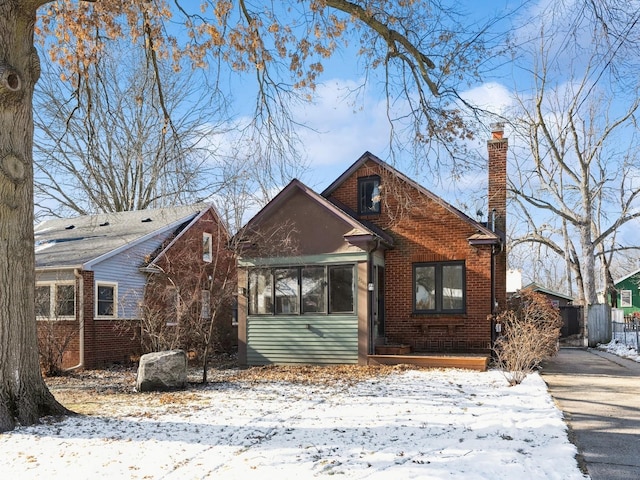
[541, 347, 640, 480]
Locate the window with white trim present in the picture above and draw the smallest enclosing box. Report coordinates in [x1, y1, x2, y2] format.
[620, 290, 633, 307]
[203, 232, 213, 263]
[35, 283, 75, 319]
[96, 283, 117, 317]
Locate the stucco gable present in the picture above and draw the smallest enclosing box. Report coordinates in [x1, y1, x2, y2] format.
[239, 179, 392, 256]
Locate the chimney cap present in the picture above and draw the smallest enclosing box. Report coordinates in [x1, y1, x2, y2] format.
[490, 122, 504, 139]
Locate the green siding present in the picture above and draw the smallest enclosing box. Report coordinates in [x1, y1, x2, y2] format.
[246, 315, 358, 365]
[615, 274, 640, 316]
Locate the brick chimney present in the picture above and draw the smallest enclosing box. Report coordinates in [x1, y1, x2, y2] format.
[487, 122, 507, 312]
[487, 122, 507, 236]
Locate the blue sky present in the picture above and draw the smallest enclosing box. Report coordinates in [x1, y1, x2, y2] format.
[214, 1, 527, 208]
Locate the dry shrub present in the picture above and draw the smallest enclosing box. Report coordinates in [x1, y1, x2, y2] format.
[493, 289, 563, 385]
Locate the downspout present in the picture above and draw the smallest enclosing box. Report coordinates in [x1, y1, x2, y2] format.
[367, 238, 381, 355]
[66, 268, 85, 370]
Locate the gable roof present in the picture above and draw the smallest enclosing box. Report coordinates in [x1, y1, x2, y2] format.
[241, 179, 394, 248]
[322, 151, 500, 243]
[35, 204, 211, 270]
[614, 267, 640, 286]
[521, 282, 574, 302]
[146, 205, 227, 268]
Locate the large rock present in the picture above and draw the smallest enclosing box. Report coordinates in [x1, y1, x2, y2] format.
[136, 350, 188, 392]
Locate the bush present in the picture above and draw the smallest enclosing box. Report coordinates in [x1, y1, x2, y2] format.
[493, 289, 563, 385]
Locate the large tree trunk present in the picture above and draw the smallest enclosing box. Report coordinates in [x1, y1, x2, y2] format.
[0, 0, 70, 433]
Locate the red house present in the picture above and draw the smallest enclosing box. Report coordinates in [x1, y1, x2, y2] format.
[236, 127, 507, 369]
[35, 204, 232, 371]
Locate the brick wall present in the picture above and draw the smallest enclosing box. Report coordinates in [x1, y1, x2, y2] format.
[327, 152, 506, 354]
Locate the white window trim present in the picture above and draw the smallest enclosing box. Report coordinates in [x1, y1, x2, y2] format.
[620, 290, 633, 307]
[95, 282, 118, 318]
[35, 282, 76, 320]
[203, 232, 213, 263]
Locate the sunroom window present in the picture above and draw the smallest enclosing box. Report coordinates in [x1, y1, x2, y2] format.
[249, 265, 355, 315]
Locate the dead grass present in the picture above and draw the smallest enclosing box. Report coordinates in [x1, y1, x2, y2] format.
[44, 356, 413, 416]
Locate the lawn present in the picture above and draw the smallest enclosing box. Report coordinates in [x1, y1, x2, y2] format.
[0, 363, 588, 479]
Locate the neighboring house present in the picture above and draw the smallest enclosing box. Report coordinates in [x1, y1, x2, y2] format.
[517, 283, 574, 308]
[236, 126, 508, 366]
[611, 269, 640, 317]
[35, 204, 229, 369]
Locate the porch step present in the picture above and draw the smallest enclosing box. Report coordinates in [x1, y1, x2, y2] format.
[367, 354, 491, 372]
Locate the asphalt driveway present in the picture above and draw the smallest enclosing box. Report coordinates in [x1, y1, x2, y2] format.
[541, 347, 640, 480]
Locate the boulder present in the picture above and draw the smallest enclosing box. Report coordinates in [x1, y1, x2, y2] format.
[136, 350, 188, 392]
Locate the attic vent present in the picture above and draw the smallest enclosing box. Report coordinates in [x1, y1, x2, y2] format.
[141, 218, 152, 223]
[99, 221, 110, 227]
[65, 225, 75, 230]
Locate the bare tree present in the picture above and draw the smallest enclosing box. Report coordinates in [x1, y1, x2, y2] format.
[493, 289, 563, 386]
[139, 219, 236, 383]
[507, 3, 640, 307]
[33, 40, 228, 217]
[1, 0, 503, 432]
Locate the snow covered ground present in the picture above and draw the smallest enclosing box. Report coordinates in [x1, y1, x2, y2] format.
[599, 339, 640, 362]
[0, 367, 588, 479]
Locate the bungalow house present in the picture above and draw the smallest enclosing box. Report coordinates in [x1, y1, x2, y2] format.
[34, 203, 231, 370]
[611, 268, 640, 318]
[236, 126, 508, 367]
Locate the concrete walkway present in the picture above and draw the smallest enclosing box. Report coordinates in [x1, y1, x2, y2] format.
[541, 347, 640, 480]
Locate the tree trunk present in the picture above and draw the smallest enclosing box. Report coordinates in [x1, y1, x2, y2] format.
[0, 1, 70, 433]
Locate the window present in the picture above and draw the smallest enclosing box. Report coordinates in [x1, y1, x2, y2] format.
[203, 232, 213, 263]
[275, 268, 300, 314]
[248, 265, 355, 315]
[302, 267, 326, 313]
[414, 262, 465, 313]
[56, 285, 75, 316]
[358, 176, 381, 215]
[35, 285, 51, 317]
[249, 269, 273, 315]
[620, 290, 632, 307]
[35, 283, 75, 319]
[96, 283, 117, 317]
[329, 265, 354, 313]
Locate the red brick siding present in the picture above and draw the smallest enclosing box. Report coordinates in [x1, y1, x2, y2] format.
[327, 160, 497, 353]
[81, 270, 142, 368]
[488, 137, 508, 311]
